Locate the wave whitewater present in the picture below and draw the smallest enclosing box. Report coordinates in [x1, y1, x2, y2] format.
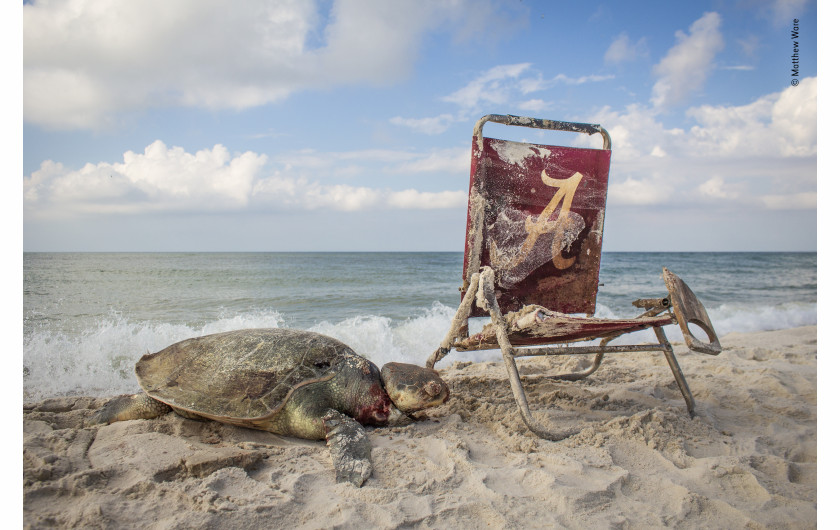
[23, 300, 816, 401]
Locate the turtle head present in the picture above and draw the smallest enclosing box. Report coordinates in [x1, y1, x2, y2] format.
[380, 362, 449, 415]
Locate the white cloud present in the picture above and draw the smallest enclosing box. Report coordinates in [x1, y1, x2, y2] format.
[517, 99, 551, 113]
[768, 0, 810, 27]
[651, 12, 724, 108]
[390, 148, 470, 174]
[251, 175, 370, 211]
[696, 176, 738, 200]
[761, 192, 816, 210]
[442, 63, 532, 109]
[650, 145, 667, 158]
[395, 63, 612, 134]
[24, 141, 469, 217]
[554, 73, 615, 85]
[386, 189, 466, 209]
[442, 65, 612, 108]
[24, 141, 267, 215]
[604, 33, 648, 64]
[737, 35, 762, 58]
[389, 114, 459, 135]
[589, 77, 816, 210]
[587, 103, 675, 160]
[275, 147, 468, 177]
[23, 0, 525, 130]
[609, 177, 673, 205]
[252, 176, 467, 211]
[314, 1, 447, 87]
[518, 74, 551, 95]
[769, 76, 818, 154]
[596, 77, 816, 162]
[24, 0, 312, 128]
[685, 76, 816, 157]
[518, 72, 614, 92]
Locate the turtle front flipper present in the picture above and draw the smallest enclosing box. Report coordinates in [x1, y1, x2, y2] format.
[86, 393, 172, 427]
[323, 409, 372, 487]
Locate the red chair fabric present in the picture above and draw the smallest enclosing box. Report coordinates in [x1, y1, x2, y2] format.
[463, 136, 611, 316]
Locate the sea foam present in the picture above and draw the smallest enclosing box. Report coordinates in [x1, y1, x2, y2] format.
[23, 300, 816, 401]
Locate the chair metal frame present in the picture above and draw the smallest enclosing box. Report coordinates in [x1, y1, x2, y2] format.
[427, 114, 721, 441]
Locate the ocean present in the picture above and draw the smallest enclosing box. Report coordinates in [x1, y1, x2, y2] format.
[23, 252, 817, 401]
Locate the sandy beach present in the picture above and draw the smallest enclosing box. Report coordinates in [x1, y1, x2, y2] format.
[23, 326, 817, 528]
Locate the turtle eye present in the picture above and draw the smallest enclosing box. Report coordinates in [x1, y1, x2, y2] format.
[314, 360, 331, 369]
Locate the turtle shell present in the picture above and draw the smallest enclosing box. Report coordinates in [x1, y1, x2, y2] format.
[135, 328, 359, 421]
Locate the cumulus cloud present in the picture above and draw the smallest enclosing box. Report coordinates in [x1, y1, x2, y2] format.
[604, 33, 648, 64]
[609, 177, 673, 205]
[390, 148, 470, 174]
[386, 189, 466, 209]
[23, 0, 525, 130]
[518, 74, 551, 95]
[389, 114, 459, 135]
[273, 147, 469, 179]
[24, 141, 267, 215]
[24, 0, 310, 128]
[393, 64, 612, 134]
[251, 176, 466, 211]
[696, 176, 739, 200]
[685, 76, 816, 157]
[587, 104, 676, 160]
[596, 76, 816, 162]
[737, 35, 762, 58]
[760, 192, 817, 210]
[554, 73, 615, 85]
[442, 64, 615, 111]
[392, 63, 533, 134]
[651, 12, 724, 108]
[767, 0, 810, 27]
[24, 141, 469, 218]
[590, 77, 816, 210]
[517, 99, 551, 113]
[442, 63, 532, 110]
[252, 177, 382, 211]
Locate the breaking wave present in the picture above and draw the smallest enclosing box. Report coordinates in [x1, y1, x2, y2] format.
[23, 300, 816, 401]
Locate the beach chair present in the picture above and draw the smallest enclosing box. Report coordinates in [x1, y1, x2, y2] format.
[427, 114, 721, 441]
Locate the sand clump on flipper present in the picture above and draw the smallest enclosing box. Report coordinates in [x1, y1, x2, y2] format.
[24, 327, 816, 528]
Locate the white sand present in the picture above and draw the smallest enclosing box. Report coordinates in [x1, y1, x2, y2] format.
[23, 326, 817, 528]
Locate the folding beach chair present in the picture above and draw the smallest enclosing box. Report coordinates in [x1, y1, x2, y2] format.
[427, 114, 721, 441]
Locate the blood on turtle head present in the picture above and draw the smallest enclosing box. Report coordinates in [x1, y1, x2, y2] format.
[328, 355, 448, 427]
[379, 362, 449, 414]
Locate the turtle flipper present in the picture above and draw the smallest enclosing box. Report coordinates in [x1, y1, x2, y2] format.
[323, 409, 372, 487]
[86, 393, 172, 427]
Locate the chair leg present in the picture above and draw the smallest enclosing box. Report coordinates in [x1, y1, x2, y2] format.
[653, 326, 696, 417]
[477, 267, 579, 441]
[427, 272, 481, 369]
[500, 345, 579, 441]
[552, 336, 612, 381]
[553, 351, 604, 381]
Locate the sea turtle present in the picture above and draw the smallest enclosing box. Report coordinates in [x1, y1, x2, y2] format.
[87, 328, 449, 486]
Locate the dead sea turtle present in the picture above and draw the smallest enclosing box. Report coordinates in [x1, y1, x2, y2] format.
[87, 328, 449, 486]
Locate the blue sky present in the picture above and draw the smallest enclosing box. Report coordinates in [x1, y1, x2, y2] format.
[20, 0, 818, 251]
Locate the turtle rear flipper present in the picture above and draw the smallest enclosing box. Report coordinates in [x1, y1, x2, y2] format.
[323, 409, 372, 487]
[86, 393, 172, 427]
